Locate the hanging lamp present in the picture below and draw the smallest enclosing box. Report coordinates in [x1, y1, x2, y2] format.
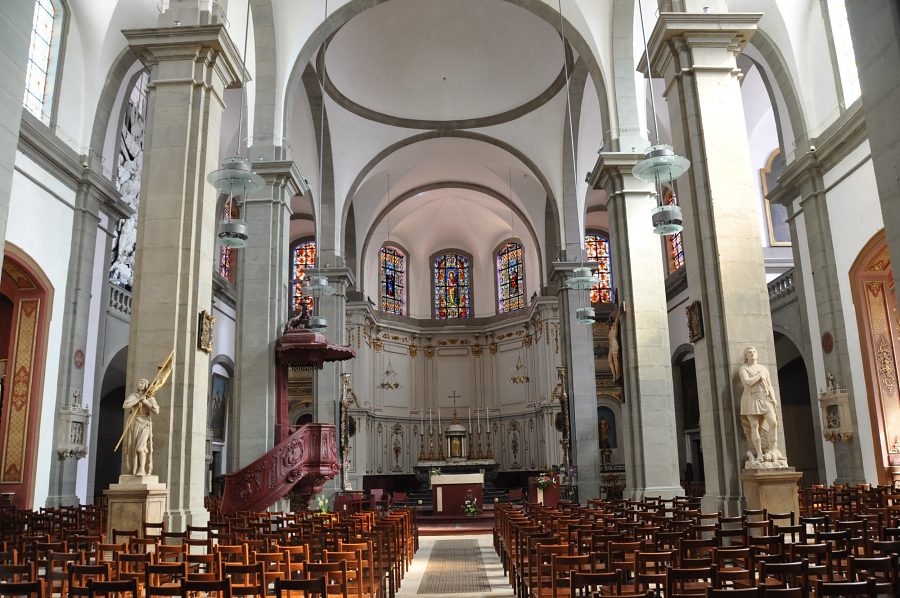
[633, 0, 691, 236]
[209, 0, 260, 249]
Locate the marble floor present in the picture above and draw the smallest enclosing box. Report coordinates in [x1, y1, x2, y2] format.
[396, 533, 515, 597]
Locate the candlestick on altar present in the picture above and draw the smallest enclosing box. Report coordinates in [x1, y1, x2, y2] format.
[429, 408, 432, 427]
[476, 408, 480, 433]
[468, 408, 472, 435]
[438, 409, 441, 431]
[438, 433, 445, 460]
[486, 430, 494, 460]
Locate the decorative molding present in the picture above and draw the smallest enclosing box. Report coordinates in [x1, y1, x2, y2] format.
[197, 310, 215, 354]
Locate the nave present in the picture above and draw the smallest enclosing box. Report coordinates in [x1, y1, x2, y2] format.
[397, 535, 512, 598]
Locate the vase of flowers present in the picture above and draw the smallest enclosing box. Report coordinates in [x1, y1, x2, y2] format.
[536, 472, 557, 490]
[315, 494, 330, 514]
[461, 491, 480, 517]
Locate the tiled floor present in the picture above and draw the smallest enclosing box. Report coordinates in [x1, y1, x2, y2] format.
[396, 533, 515, 597]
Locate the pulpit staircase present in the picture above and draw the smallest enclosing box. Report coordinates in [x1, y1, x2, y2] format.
[220, 423, 340, 514]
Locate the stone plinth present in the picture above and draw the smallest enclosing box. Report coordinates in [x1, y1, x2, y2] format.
[104, 475, 168, 541]
[740, 468, 801, 517]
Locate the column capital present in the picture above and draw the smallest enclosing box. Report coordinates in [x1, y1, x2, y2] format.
[123, 24, 247, 90]
[307, 266, 356, 290]
[250, 160, 309, 199]
[641, 12, 762, 78]
[589, 152, 656, 198]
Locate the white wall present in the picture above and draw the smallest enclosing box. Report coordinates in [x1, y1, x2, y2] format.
[9, 151, 76, 508]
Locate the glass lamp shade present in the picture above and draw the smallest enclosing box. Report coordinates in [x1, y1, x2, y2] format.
[632, 144, 691, 184]
[651, 203, 684, 236]
[308, 315, 328, 332]
[217, 220, 249, 248]
[304, 275, 334, 296]
[576, 306, 596, 324]
[207, 156, 265, 196]
[566, 266, 598, 290]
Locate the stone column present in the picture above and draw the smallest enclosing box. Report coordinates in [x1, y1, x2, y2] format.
[233, 160, 301, 468]
[647, 11, 787, 513]
[123, 24, 243, 530]
[46, 171, 125, 507]
[0, 1, 33, 273]
[772, 153, 867, 483]
[845, 1, 900, 309]
[550, 262, 600, 502]
[597, 153, 683, 500]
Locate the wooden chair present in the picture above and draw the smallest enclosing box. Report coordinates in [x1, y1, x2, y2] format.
[0, 580, 44, 598]
[305, 563, 349, 598]
[274, 577, 327, 598]
[847, 554, 898, 596]
[185, 553, 220, 581]
[222, 562, 265, 598]
[815, 579, 877, 597]
[181, 578, 233, 598]
[707, 588, 762, 597]
[0, 564, 35, 584]
[569, 570, 622, 597]
[45, 549, 83, 595]
[758, 560, 809, 590]
[759, 588, 807, 598]
[144, 562, 188, 597]
[666, 565, 718, 598]
[68, 563, 113, 597]
[86, 578, 140, 598]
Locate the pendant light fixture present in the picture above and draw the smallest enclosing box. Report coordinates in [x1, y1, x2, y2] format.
[208, 0, 262, 249]
[633, 0, 691, 236]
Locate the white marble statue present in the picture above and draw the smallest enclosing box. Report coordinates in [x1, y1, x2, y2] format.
[121, 378, 159, 476]
[739, 346, 787, 469]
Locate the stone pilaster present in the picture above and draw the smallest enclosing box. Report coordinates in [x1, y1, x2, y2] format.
[773, 145, 868, 483]
[845, 1, 900, 310]
[0, 1, 33, 276]
[123, 24, 244, 530]
[550, 262, 600, 502]
[233, 160, 301, 469]
[46, 171, 126, 507]
[597, 153, 683, 500]
[309, 267, 355, 428]
[647, 11, 786, 513]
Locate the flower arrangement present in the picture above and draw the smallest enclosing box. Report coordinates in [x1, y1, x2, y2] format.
[536, 472, 558, 490]
[461, 491, 480, 516]
[315, 494, 330, 514]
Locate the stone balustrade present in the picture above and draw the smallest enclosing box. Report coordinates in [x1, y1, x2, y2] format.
[768, 269, 795, 303]
[108, 283, 133, 317]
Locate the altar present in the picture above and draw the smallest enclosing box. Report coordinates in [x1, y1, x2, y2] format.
[430, 472, 483, 515]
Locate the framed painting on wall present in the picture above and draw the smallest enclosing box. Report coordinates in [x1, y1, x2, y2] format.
[760, 148, 791, 246]
[209, 373, 229, 442]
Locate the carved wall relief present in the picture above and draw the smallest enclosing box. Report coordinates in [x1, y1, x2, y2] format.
[390, 423, 404, 472]
[508, 420, 521, 469]
[109, 71, 149, 290]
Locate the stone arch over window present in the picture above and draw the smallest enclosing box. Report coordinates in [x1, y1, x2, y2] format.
[23, 0, 67, 124]
[494, 238, 525, 314]
[290, 238, 316, 315]
[431, 250, 472, 320]
[585, 231, 613, 304]
[379, 243, 407, 316]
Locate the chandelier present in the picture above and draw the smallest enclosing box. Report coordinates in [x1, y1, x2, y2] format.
[509, 355, 530, 385]
[379, 359, 400, 390]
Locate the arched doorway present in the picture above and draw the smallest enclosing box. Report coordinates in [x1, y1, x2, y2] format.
[672, 347, 702, 495]
[773, 332, 819, 486]
[850, 230, 900, 487]
[93, 347, 127, 500]
[0, 248, 53, 508]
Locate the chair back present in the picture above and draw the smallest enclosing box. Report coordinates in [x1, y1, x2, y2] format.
[0, 580, 44, 598]
[274, 577, 327, 598]
[86, 578, 140, 598]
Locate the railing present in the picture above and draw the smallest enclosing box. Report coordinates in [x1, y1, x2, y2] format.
[768, 268, 795, 303]
[108, 283, 133, 316]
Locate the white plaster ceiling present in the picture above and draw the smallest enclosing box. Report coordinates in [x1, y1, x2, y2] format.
[324, 0, 565, 122]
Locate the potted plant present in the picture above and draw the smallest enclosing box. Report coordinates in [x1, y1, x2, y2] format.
[461, 490, 480, 517]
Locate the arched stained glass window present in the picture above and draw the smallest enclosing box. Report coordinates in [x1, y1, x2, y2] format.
[24, 0, 61, 122]
[665, 190, 685, 272]
[496, 241, 525, 313]
[291, 240, 316, 314]
[585, 233, 613, 304]
[433, 252, 471, 319]
[380, 245, 406, 315]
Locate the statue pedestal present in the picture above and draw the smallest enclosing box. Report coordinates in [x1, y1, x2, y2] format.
[104, 475, 168, 540]
[740, 468, 801, 516]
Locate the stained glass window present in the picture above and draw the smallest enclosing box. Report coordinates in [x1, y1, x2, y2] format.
[665, 191, 685, 272]
[291, 240, 316, 314]
[218, 201, 237, 284]
[433, 252, 471, 319]
[380, 246, 406, 315]
[585, 233, 613, 304]
[24, 0, 57, 121]
[496, 241, 525, 313]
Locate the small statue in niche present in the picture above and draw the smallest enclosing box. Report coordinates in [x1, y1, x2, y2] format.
[738, 346, 787, 469]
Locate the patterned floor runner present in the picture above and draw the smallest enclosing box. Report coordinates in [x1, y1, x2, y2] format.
[416, 539, 491, 594]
